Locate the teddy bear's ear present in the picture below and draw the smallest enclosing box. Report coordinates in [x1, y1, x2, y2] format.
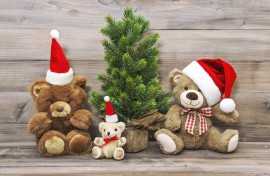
[98, 122, 105, 133]
[72, 76, 87, 91]
[117, 122, 126, 132]
[30, 79, 51, 100]
[168, 68, 183, 86]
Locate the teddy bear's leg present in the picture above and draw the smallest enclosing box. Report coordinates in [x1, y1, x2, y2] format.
[154, 129, 184, 155]
[92, 146, 105, 159]
[37, 130, 68, 156]
[113, 147, 125, 160]
[66, 130, 92, 154]
[204, 127, 239, 153]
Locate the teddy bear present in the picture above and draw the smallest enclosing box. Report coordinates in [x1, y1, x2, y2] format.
[154, 58, 239, 154]
[28, 30, 94, 156]
[92, 96, 126, 160]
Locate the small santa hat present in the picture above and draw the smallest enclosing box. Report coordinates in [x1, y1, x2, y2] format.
[46, 29, 73, 86]
[182, 58, 237, 113]
[104, 96, 118, 122]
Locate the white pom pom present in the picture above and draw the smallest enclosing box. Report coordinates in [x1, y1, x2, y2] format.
[220, 98, 235, 113]
[104, 96, 110, 102]
[50, 29, 59, 39]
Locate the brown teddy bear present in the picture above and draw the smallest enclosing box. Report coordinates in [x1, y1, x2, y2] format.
[28, 30, 94, 156]
[155, 59, 239, 154]
[92, 96, 126, 160]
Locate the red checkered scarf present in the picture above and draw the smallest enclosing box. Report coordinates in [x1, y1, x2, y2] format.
[182, 107, 212, 135]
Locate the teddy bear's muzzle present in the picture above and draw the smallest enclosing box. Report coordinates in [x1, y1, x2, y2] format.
[180, 90, 204, 109]
[50, 101, 71, 118]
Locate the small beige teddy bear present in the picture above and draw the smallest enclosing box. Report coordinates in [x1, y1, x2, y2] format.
[92, 96, 126, 160]
[92, 122, 126, 160]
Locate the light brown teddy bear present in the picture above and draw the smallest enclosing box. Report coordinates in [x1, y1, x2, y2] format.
[155, 59, 239, 154]
[92, 96, 126, 160]
[28, 30, 94, 156]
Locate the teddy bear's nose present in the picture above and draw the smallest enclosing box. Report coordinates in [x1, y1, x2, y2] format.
[56, 106, 64, 112]
[186, 92, 198, 100]
[107, 132, 110, 136]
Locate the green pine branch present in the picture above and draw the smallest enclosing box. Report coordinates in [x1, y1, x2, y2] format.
[89, 7, 171, 122]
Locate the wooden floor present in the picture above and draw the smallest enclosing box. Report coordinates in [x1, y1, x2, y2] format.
[1, 0, 270, 175]
[0, 142, 269, 176]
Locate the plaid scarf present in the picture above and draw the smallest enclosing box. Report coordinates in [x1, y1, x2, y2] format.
[182, 107, 212, 135]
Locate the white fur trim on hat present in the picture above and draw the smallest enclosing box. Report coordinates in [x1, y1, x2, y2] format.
[105, 114, 118, 123]
[220, 98, 235, 113]
[183, 61, 221, 106]
[46, 68, 73, 86]
[50, 29, 59, 39]
[104, 96, 110, 102]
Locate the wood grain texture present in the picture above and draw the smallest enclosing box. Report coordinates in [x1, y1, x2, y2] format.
[1, 121, 270, 143]
[0, 92, 267, 125]
[0, 0, 270, 174]
[1, 59, 270, 92]
[1, 29, 270, 94]
[2, 0, 270, 30]
[2, 29, 270, 61]
[0, 142, 269, 175]
[0, 0, 269, 145]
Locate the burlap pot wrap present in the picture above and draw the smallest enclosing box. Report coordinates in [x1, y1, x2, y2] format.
[123, 110, 166, 153]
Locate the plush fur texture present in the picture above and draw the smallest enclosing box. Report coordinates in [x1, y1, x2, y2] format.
[28, 76, 94, 156]
[155, 68, 239, 154]
[92, 122, 126, 160]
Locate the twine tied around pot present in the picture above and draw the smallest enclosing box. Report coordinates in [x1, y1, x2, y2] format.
[126, 109, 166, 131]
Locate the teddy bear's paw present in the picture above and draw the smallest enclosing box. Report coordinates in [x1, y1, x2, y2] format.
[155, 129, 184, 155]
[119, 137, 126, 146]
[28, 112, 52, 137]
[113, 147, 124, 160]
[70, 110, 93, 130]
[45, 136, 65, 154]
[156, 133, 177, 154]
[165, 119, 180, 132]
[94, 138, 103, 146]
[69, 134, 89, 154]
[92, 146, 102, 159]
[227, 134, 239, 152]
[70, 117, 90, 131]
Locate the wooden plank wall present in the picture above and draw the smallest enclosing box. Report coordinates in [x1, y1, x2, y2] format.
[0, 0, 270, 142]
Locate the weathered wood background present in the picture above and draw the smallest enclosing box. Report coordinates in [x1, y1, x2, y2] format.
[0, 0, 270, 175]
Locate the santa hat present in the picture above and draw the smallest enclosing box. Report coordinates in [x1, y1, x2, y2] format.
[182, 58, 237, 113]
[104, 96, 118, 122]
[46, 29, 73, 86]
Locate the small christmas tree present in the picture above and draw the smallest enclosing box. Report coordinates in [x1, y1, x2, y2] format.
[90, 7, 170, 123]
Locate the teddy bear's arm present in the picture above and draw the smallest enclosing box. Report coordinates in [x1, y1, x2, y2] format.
[117, 137, 126, 147]
[94, 137, 104, 147]
[165, 104, 182, 131]
[212, 103, 239, 124]
[70, 109, 94, 130]
[28, 112, 52, 137]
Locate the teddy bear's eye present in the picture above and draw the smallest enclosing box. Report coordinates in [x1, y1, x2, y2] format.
[104, 129, 106, 132]
[198, 89, 201, 92]
[184, 86, 188, 91]
[66, 98, 70, 104]
[114, 128, 117, 131]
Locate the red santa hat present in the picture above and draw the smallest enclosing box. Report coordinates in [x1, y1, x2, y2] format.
[182, 58, 237, 113]
[104, 96, 118, 122]
[46, 29, 73, 86]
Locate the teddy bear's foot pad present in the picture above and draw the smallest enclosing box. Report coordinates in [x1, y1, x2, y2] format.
[114, 147, 124, 160]
[45, 136, 65, 154]
[227, 134, 239, 152]
[69, 134, 89, 153]
[92, 146, 102, 159]
[156, 133, 177, 154]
